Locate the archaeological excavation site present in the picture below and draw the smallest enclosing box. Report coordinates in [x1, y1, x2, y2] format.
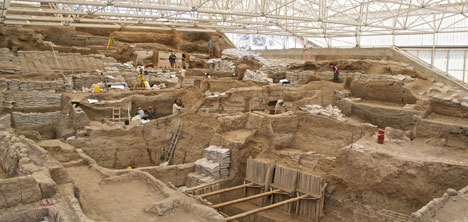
[1, 1, 468, 222]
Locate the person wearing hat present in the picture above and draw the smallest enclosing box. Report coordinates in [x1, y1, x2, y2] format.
[147, 106, 155, 120]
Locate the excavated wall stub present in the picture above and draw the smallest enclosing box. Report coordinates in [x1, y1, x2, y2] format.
[70, 149, 225, 222]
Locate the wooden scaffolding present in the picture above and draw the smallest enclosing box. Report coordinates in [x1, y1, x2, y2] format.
[195, 158, 326, 221]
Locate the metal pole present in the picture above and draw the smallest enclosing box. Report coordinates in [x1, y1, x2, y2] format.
[464, 50, 467, 83]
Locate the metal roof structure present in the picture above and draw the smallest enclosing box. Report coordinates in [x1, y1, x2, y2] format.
[1, 0, 467, 47]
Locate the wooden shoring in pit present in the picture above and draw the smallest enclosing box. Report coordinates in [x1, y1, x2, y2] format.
[244, 158, 275, 206]
[224, 194, 312, 221]
[198, 183, 254, 199]
[184, 178, 231, 194]
[245, 158, 275, 187]
[296, 171, 326, 221]
[212, 189, 281, 209]
[270, 164, 298, 213]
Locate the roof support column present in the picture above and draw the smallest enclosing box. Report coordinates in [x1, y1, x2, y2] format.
[1, 0, 11, 23]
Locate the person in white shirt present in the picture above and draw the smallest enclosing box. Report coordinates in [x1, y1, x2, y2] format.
[172, 100, 183, 115]
[137, 107, 144, 117]
[178, 68, 186, 88]
[274, 100, 284, 114]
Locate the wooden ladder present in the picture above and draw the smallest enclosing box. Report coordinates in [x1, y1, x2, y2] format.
[112, 107, 121, 121]
[160, 121, 184, 166]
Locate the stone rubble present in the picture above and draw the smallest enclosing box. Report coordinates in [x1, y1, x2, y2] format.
[300, 104, 346, 121]
[221, 48, 260, 60]
[242, 69, 272, 84]
[424, 82, 468, 106]
[207, 59, 236, 73]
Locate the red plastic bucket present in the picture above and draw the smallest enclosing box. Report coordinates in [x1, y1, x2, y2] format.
[377, 129, 385, 144]
[270, 109, 275, 115]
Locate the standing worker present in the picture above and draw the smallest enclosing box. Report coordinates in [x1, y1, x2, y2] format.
[178, 68, 186, 88]
[147, 106, 155, 120]
[172, 100, 184, 115]
[208, 40, 214, 57]
[181, 52, 187, 69]
[169, 52, 176, 69]
[330, 63, 340, 83]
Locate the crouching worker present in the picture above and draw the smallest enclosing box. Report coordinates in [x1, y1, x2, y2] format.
[147, 106, 155, 120]
[274, 100, 285, 114]
[172, 100, 184, 115]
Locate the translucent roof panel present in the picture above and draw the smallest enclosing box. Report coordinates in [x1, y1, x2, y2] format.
[2, 0, 467, 48]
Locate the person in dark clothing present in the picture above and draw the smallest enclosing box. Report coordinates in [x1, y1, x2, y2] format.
[181, 53, 186, 69]
[330, 63, 340, 82]
[169, 52, 176, 68]
[147, 106, 155, 120]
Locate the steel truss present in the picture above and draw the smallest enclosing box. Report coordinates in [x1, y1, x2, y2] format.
[1, 0, 467, 46]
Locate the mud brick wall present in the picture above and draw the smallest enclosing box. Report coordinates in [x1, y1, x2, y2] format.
[0, 49, 119, 75]
[0, 132, 21, 177]
[71, 74, 102, 90]
[139, 163, 194, 187]
[0, 114, 11, 129]
[5, 79, 65, 91]
[3, 91, 61, 112]
[12, 111, 61, 128]
[0, 207, 49, 222]
[0, 176, 42, 208]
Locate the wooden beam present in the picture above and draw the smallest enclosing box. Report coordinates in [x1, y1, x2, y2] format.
[224, 195, 312, 221]
[184, 178, 231, 193]
[198, 183, 254, 199]
[212, 189, 281, 209]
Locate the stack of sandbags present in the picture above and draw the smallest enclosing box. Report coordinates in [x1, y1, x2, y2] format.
[203, 145, 230, 178]
[194, 158, 221, 179]
[186, 172, 216, 187]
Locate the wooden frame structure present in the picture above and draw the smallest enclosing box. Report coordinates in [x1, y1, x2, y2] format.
[195, 158, 326, 221]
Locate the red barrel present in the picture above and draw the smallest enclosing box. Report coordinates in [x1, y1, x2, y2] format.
[270, 109, 275, 115]
[377, 129, 385, 144]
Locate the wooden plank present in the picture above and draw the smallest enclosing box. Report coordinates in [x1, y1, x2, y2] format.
[198, 183, 254, 198]
[224, 195, 310, 221]
[212, 189, 281, 208]
[184, 178, 231, 193]
[271, 165, 298, 193]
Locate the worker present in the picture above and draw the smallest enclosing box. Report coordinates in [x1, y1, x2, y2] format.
[178, 68, 186, 88]
[330, 63, 340, 83]
[177, 99, 184, 108]
[181, 52, 187, 69]
[274, 100, 285, 114]
[208, 40, 214, 57]
[169, 51, 176, 69]
[147, 106, 155, 120]
[106, 79, 111, 91]
[137, 107, 144, 118]
[172, 100, 184, 115]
